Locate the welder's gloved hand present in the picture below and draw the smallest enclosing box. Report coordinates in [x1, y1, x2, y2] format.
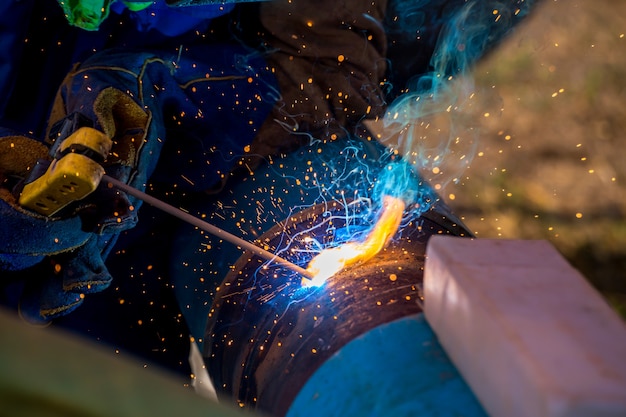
[250, 0, 389, 161]
[0, 83, 152, 323]
[16, 86, 153, 323]
[0, 132, 91, 271]
[47, 85, 152, 235]
[0, 131, 115, 323]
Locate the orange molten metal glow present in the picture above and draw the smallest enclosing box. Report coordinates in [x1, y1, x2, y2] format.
[303, 195, 406, 287]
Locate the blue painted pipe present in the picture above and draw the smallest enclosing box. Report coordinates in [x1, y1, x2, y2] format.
[287, 314, 486, 417]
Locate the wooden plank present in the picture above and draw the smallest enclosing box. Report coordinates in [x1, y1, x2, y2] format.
[423, 236, 626, 417]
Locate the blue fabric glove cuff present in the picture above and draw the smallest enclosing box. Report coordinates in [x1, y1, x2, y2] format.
[0, 199, 91, 271]
[18, 234, 117, 324]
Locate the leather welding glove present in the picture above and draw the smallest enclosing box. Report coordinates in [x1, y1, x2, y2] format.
[0, 80, 151, 323]
[8, 84, 153, 324]
[249, 0, 389, 161]
[0, 131, 92, 272]
[46, 85, 153, 235]
[0, 130, 112, 323]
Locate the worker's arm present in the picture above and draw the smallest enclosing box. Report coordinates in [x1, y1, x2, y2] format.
[248, 0, 389, 160]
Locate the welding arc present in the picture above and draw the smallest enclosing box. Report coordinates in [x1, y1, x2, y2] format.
[102, 175, 314, 280]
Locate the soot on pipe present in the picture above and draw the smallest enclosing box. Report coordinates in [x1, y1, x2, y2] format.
[200, 133, 473, 416]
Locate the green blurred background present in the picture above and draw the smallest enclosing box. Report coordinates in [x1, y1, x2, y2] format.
[447, 0, 626, 317]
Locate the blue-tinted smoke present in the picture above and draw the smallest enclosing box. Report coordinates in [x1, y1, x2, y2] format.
[381, 0, 536, 191]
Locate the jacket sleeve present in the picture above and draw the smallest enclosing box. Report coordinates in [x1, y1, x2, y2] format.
[251, 0, 389, 157]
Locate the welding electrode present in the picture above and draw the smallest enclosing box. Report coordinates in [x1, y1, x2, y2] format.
[102, 175, 314, 280]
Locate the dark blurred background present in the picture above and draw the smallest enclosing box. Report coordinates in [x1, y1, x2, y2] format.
[446, 0, 626, 317]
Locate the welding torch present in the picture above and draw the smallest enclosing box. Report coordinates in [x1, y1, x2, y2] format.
[17, 127, 313, 281]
